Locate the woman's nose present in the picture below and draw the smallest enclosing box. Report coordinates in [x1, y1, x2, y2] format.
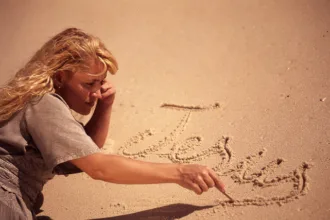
[92, 89, 102, 99]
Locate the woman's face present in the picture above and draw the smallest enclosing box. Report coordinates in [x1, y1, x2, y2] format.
[56, 60, 107, 115]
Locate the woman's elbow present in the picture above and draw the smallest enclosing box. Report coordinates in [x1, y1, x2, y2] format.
[70, 153, 106, 181]
[89, 169, 108, 181]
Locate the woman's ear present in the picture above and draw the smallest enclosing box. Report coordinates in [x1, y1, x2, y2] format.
[53, 71, 66, 89]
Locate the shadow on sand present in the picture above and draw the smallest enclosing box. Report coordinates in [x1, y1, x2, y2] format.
[89, 203, 215, 220]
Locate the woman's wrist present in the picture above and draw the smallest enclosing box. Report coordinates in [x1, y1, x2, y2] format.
[166, 163, 182, 184]
[94, 101, 113, 115]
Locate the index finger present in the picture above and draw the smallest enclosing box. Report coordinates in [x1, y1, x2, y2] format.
[208, 168, 225, 193]
[101, 82, 113, 91]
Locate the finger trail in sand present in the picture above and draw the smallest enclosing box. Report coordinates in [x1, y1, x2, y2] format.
[160, 102, 221, 111]
[117, 102, 313, 209]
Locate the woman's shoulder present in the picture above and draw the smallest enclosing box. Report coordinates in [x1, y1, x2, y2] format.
[45, 93, 69, 107]
[26, 93, 71, 117]
[30, 93, 68, 108]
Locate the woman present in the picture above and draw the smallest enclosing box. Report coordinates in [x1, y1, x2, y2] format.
[0, 28, 225, 219]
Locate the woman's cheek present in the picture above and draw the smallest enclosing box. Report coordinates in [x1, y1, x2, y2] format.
[78, 85, 91, 99]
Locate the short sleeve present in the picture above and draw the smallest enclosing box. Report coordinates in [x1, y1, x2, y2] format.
[24, 93, 101, 174]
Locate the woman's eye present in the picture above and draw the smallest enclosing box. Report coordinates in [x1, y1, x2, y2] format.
[85, 82, 95, 87]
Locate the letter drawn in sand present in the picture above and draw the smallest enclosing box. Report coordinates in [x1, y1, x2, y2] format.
[117, 102, 313, 208]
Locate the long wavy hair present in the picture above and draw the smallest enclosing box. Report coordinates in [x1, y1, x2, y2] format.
[0, 28, 118, 122]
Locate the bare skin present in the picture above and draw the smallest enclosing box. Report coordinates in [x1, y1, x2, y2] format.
[55, 59, 226, 195]
[84, 81, 115, 148]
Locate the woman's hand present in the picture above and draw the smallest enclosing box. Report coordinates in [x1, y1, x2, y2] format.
[93, 79, 116, 107]
[176, 164, 225, 195]
[86, 79, 115, 148]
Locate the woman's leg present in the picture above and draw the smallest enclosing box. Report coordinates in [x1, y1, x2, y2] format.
[32, 192, 44, 215]
[0, 186, 34, 220]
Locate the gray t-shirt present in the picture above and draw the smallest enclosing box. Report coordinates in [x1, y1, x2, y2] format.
[0, 93, 101, 211]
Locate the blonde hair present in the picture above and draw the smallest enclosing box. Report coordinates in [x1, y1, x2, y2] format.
[0, 28, 118, 122]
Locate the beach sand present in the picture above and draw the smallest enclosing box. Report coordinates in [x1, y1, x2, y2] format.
[0, 0, 329, 219]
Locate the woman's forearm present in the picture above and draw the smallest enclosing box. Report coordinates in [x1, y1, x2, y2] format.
[84, 103, 112, 148]
[93, 154, 181, 184]
[71, 152, 226, 194]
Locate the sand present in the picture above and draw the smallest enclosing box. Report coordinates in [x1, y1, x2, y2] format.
[0, 0, 329, 219]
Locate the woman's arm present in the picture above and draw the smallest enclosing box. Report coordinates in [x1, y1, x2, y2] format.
[71, 153, 179, 184]
[70, 153, 225, 195]
[84, 79, 115, 148]
[84, 103, 112, 148]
